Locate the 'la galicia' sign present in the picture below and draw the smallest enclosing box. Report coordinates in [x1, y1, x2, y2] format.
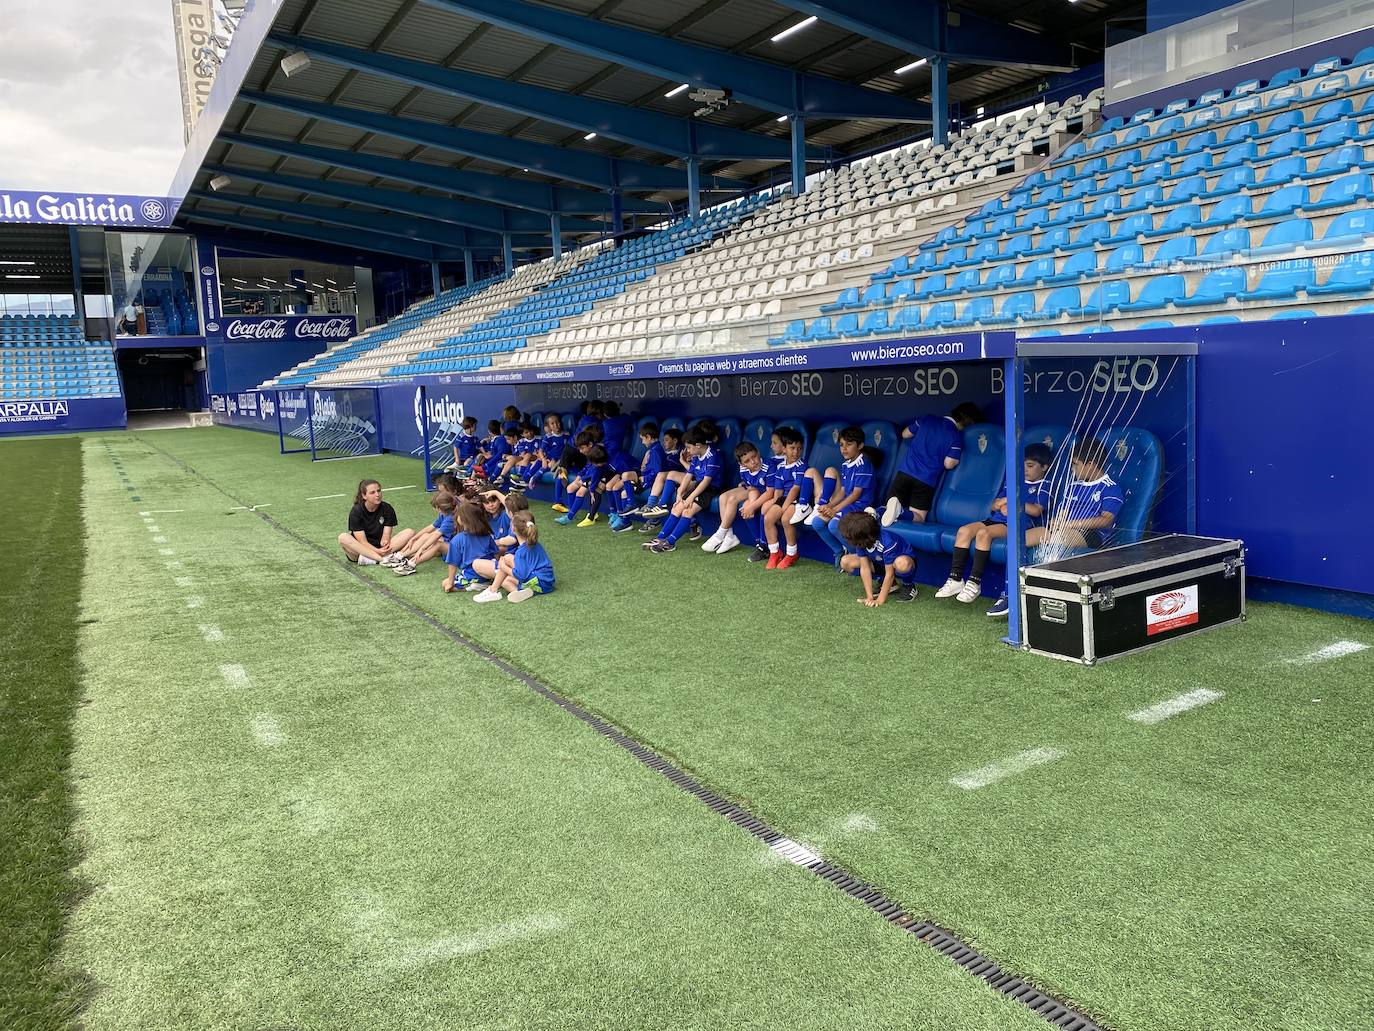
[0, 190, 176, 227]
[210, 316, 357, 342]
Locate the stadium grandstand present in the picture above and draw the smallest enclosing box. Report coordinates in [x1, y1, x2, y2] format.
[3, 2, 1373, 1031]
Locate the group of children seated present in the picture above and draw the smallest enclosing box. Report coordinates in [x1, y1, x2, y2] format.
[436, 399, 1125, 615]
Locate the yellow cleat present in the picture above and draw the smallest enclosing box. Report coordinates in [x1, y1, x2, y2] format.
[551, 503, 568, 513]
[576, 515, 598, 527]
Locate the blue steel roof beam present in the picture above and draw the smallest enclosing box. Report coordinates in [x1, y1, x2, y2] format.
[181, 210, 465, 262]
[422, 0, 930, 122]
[771, 0, 1076, 72]
[188, 189, 509, 251]
[240, 89, 734, 193]
[267, 32, 810, 161]
[201, 163, 554, 236]
[217, 131, 610, 230]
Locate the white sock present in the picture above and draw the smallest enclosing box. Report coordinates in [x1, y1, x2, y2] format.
[768, 542, 780, 553]
[358, 555, 378, 566]
[786, 545, 798, 556]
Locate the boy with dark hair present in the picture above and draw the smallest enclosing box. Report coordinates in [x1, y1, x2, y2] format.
[574, 399, 605, 438]
[537, 413, 569, 474]
[609, 421, 662, 533]
[483, 422, 520, 486]
[837, 510, 919, 604]
[447, 415, 481, 474]
[793, 426, 877, 565]
[555, 443, 611, 526]
[984, 439, 1123, 617]
[762, 426, 809, 568]
[937, 442, 1052, 605]
[504, 422, 542, 489]
[703, 441, 774, 556]
[644, 429, 721, 553]
[633, 427, 688, 522]
[882, 401, 982, 526]
[601, 400, 633, 456]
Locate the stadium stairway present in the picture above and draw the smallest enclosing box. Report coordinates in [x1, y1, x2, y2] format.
[0, 315, 120, 400]
[500, 93, 1103, 368]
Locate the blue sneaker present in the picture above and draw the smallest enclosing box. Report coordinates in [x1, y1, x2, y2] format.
[987, 592, 1010, 617]
[611, 516, 636, 533]
[554, 514, 573, 526]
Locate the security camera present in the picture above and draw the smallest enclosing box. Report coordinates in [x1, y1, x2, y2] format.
[688, 88, 727, 104]
[280, 50, 311, 77]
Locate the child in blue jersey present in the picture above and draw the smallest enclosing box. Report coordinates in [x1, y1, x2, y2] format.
[881, 402, 982, 526]
[632, 427, 684, 526]
[503, 423, 542, 488]
[573, 399, 604, 439]
[608, 422, 662, 533]
[480, 489, 525, 553]
[475, 512, 555, 603]
[392, 491, 458, 576]
[448, 416, 481, 474]
[836, 510, 919, 605]
[482, 424, 519, 485]
[591, 419, 639, 527]
[762, 427, 809, 569]
[644, 429, 721, 553]
[537, 413, 569, 473]
[442, 500, 498, 592]
[551, 430, 597, 513]
[703, 441, 775, 557]
[601, 400, 633, 456]
[937, 443, 1052, 604]
[556, 444, 611, 526]
[790, 426, 877, 565]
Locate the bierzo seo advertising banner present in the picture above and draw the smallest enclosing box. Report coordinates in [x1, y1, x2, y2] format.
[206, 315, 357, 342]
[0, 190, 177, 228]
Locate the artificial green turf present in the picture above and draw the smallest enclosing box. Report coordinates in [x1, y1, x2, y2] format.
[126, 426, 1374, 1031]
[58, 434, 1048, 1031]
[0, 437, 89, 1030]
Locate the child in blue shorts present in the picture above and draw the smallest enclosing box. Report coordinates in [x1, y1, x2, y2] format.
[836, 510, 919, 605]
[791, 426, 878, 565]
[475, 512, 555, 604]
[448, 416, 481, 474]
[391, 491, 458, 576]
[442, 500, 498, 592]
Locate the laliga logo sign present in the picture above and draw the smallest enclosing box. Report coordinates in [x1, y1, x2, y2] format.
[312, 392, 338, 420]
[224, 317, 355, 341]
[259, 394, 277, 421]
[414, 387, 465, 434]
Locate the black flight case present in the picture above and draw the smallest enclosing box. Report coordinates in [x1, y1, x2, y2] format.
[1020, 534, 1246, 665]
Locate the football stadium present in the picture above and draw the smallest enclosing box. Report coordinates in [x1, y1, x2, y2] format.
[3, 1, 1373, 1029]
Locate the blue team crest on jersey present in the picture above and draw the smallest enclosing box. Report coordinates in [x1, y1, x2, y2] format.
[977, 433, 988, 454]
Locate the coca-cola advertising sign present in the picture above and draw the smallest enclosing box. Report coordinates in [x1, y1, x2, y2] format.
[217, 316, 356, 342]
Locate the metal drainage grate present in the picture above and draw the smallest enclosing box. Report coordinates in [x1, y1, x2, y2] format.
[139, 439, 1109, 1031]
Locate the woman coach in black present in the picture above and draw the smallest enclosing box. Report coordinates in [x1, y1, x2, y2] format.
[338, 479, 414, 564]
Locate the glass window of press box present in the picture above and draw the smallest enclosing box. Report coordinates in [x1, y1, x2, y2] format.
[216, 257, 360, 317]
[106, 232, 199, 337]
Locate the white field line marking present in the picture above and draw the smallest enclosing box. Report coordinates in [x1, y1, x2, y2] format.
[165, 561, 184, 571]
[219, 664, 250, 689]
[768, 837, 823, 866]
[251, 713, 286, 747]
[146, 525, 160, 533]
[186, 595, 205, 609]
[198, 623, 223, 643]
[1288, 640, 1369, 666]
[141, 516, 154, 523]
[307, 492, 349, 501]
[152, 536, 168, 544]
[174, 576, 195, 588]
[387, 914, 566, 969]
[146, 509, 185, 514]
[1127, 688, 1224, 725]
[228, 504, 271, 511]
[158, 548, 175, 556]
[840, 812, 879, 834]
[382, 484, 416, 492]
[138, 511, 150, 516]
[951, 747, 1066, 791]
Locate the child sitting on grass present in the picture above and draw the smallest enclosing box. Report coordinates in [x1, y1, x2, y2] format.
[836, 510, 919, 605]
[473, 512, 555, 604]
[442, 500, 498, 593]
[390, 491, 458, 576]
[935, 443, 1052, 605]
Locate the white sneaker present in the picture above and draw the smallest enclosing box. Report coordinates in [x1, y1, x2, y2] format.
[881, 497, 903, 527]
[464, 581, 485, 592]
[394, 560, 417, 576]
[473, 588, 503, 603]
[701, 529, 727, 553]
[935, 577, 964, 599]
[380, 554, 402, 567]
[788, 503, 813, 525]
[357, 555, 378, 566]
[715, 532, 741, 555]
[507, 588, 534, 603]
[956, 581, 982, 604]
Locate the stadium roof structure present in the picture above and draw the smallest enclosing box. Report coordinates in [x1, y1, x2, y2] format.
[172, 0, 1141, 266]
